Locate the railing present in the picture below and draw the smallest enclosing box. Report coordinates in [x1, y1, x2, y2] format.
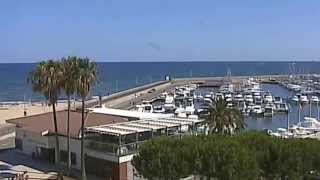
[86, 130, 203, 156]
[86, 140, 144, 156]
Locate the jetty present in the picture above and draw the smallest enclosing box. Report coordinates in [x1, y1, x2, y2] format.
[90, 74, 294, 109]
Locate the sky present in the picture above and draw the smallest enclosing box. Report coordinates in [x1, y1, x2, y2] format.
[1, 0, 320, 63]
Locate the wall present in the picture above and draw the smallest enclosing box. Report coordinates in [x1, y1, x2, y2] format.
[15, 128, 135, 179]
[15, 127, 49, 156]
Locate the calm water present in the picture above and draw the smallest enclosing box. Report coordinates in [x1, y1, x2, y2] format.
[246, 84, 319, 130]
[0, 61, 319, 101]
[0, 62, 319, 130]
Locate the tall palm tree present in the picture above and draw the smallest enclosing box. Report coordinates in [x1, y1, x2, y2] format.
[205, 98, 246, 135]
[76, 57, 98, 180]
[61, 56, 78, 172]
[28, 60, 62, 164]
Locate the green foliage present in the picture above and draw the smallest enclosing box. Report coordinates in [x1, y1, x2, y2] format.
[133, 131, 320, 179]
[205, 98, 246, 135]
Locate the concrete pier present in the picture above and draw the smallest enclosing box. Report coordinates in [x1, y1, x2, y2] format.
[93, 74, 295, 109]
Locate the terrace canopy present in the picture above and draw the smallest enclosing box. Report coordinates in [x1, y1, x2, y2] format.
[85, 117, 203, 136]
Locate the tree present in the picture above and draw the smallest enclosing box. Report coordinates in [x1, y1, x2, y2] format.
[133, 132, 320, 179]
[61, 56, 78, 173]
[205, 98, 246, 134]
[76, 57, 97, 180]
[28, 60, 62, 164]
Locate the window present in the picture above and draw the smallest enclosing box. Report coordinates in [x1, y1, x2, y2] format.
[60, 150, 76, 165]
[15, 138, 23, 151]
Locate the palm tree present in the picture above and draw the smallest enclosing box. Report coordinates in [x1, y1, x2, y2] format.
[205, 98, 246, 135]
[61, 56, 78, 173]
[28, 60, 62, 164]
[76, 57, 98, 180]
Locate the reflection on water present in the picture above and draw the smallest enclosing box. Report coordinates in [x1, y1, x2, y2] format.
[198, 84, 320, 131]
[247, 84, 319, 130]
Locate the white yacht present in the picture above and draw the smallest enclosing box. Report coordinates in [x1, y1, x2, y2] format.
[215, 92, 224, 100]
[227, 103, 233, 108]
[204, 94, 212, 99]
[299, 94, 309, 103]
[244, 94, 254, 103]
[274, 96, 282, 104]
[254, 96, 263, 104]
[174, 106, 185, 114]
[234, 93, 244, 102]
[276, 103, 288, 112]
[264, 104, 274, 116]
[137, 101, 153, 113]
[310, 96, 319, 103]
[286, 84, 302, 92]
[268, 128, 294, 138]
[185, 104, 195, 115]
[252, 105, 263, 115]
[291, 95, 299, 102]
[164, 96, 175, 112]
[290, 117, 320, 132]
[264, 93, 273, 103]
[203, 98, 212, 104]
[153, 105, 165, 113]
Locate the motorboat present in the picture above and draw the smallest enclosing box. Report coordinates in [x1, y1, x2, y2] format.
[188, 114, 199, 119]
[251, 105, 263, 115]
[142, 103, 153, 113]
[234, 93, 244, 102]
[177, 112, 187, 118]
[276, 103, 288, 112]
[137, 101, 153, 113]
[267, 128, 294, 138]
[215, 93, 224, 100]
[174, 106, 185, 114]
[291, 95, 299, 102]
[310, 96, 319, 103]
[163, 103, 175, 112]
[264, 104, 274, 116]
[185, 104, 195, 115]
[274, 96, 282, 104]
[203, 98, 213, 105]
[227, 103, 233, 108]
[290, 117, 320, 132]
[264, 93, 273, 103]
[153, 105, 165, 113]
[299, 94, 309, 103]
[286, 84, 302, 92]
[244, 94, 253, 103]
[164, 95, 176, 112]
[254, 96, 263, 104]
[204, 94, 212, 99]
[301, 87, 314, 95]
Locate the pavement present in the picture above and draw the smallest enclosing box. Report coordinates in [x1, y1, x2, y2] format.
[0, 149, 103, 180]
[0, 149, 58, 179]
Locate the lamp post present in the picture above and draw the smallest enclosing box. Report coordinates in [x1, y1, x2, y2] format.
[298, 101, 301, 123]
[287, 104, 291, 131]
[317, 101, 319, 120]
[309, 98, 312, 117]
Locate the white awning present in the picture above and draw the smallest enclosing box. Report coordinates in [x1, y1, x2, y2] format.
[90, 107, 174, 119]
[85, 109, 204, 136]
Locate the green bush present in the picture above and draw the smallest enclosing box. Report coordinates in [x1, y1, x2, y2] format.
[132, 131, 320, 179]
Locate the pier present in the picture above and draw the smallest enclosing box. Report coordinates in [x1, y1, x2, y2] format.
[92, 74, 294, 109]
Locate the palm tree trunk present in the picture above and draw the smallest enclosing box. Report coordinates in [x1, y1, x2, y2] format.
[81, 98, 87, 180]
[52, 103, 60, 164]
[67, 96, 71, 173]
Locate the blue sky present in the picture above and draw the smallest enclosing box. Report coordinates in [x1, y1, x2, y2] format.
[1, 0, 320, 62]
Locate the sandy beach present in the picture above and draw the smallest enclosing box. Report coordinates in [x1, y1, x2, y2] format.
[0, 101, 82, 124]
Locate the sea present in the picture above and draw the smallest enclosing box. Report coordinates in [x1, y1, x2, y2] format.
[0, 61, 319, 102]
[1, 61, 319, 130]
